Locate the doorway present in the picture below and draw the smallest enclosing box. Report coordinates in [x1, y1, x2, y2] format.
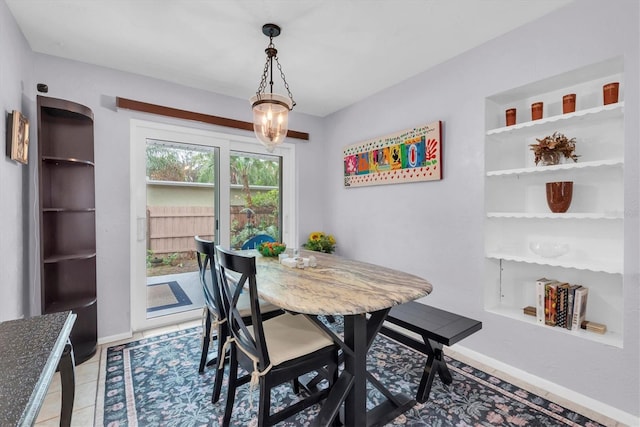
[130, 120, 296, 332]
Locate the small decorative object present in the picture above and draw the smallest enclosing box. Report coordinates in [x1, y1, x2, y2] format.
[603, 82, 619, 105]
[529, 132, 579, 166]
[562, 94, 576, 114]
[303, 231, 336, 254]
[531, 102, 543, 120]
[257, 241, 286, 257]
[505, 108, 516, 126]
[278, 253, 289, 263]
[529, 241, 570, 258]
[308, 255, 317, 267]
[546, 181, 573, 213]
[8, 110, 29, 164]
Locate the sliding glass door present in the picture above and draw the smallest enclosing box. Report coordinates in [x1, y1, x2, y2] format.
[130, 120, 296, 332]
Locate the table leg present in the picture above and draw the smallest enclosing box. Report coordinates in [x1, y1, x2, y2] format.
[343, 314, 368, 426]
[58, 340, 75, 427]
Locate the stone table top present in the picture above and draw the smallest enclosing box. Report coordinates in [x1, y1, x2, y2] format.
[0, 311, 75, 426]
[252, 250, 433, 315]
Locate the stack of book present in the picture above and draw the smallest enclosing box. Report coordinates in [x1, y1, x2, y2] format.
[535, 278, 588, 331]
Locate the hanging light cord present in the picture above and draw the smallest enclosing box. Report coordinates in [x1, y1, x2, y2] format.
[255, 36, 296, 109]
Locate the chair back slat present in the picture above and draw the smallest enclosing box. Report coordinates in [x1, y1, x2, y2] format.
[215, 245, 270, 369]
[194, 236, 223, 319]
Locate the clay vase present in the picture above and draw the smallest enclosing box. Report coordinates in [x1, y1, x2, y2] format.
[603, 82, 619, 105]
[531, 102, 543, 120]
[563, 94, 576, 114]
[546, 181, 573, 213]
[505, 108, 516, 126]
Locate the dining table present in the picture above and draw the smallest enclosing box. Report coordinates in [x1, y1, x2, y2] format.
[252, 249, 433, 427]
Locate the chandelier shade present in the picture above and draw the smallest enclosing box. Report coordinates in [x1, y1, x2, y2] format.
[250, 23, 296, 152]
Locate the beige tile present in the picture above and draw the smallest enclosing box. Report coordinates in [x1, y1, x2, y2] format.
[75, 360, 100, 385]
[74, 381, 98, 410]
[35, 390, 61, 423]
[103, 331, 143, 347]
[35, 416, 59, 427]
[46, 371, 62, 394]
[70, 405, 95, 427]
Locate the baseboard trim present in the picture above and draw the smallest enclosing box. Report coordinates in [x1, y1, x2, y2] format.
[98, 331, 133, 345]
[450, 343, 639, 427]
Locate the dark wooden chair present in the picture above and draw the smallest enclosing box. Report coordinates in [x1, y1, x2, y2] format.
[194, 236, 282, 403]
[215, 245, 340, 426]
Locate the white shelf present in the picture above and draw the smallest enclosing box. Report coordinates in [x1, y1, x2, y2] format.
[487, 212, 623, 220]
[485, 252, 622, 275]
[486, 158, 623, 177]
[486, 102, 624, 136]
[486, 306, 622, 348]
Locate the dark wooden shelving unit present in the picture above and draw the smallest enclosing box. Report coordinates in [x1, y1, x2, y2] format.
[38, 96, 97, 364]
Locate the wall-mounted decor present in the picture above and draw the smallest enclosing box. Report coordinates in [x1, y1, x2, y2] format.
[343, 121, 442, 188]
[9, 110, 29, 164]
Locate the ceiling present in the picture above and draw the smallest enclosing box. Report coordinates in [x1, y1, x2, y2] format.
[6, 0, 572, 117]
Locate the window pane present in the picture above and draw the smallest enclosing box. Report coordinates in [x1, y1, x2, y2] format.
[229, 151, 282, 249]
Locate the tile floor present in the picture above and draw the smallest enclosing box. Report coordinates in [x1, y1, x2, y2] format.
[35, 320, 625, 427]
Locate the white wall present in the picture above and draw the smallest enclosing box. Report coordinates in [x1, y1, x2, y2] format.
[323, 0, 639, 418]
[0, 0, 33, 321]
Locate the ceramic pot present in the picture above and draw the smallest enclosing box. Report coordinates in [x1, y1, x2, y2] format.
[603, 82, 619, 105]
[546, 181, 573, 213]
[505, 108, 516, 126]
[563, 94, 576, 114]
[531, 102, 543, 120]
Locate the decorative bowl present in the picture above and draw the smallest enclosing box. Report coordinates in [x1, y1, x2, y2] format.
[528, 241, 569, 258]
[258, 242, 287, 257]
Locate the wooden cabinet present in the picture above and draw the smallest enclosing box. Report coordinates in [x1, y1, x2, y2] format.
[484, 58, 624, 347]
[38, 96, 97, 364]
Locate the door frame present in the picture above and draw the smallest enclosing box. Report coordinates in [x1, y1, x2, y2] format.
[129, 119, 297, 332]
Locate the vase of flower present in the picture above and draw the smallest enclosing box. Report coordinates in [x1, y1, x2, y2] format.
[529, 132, 579, 166]
[303, 231, 336, 254]
[546, 181, 573, 213]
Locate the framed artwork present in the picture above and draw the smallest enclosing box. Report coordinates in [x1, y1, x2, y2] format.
[9, 110, 29, 164]
[343, 121, 442, 188]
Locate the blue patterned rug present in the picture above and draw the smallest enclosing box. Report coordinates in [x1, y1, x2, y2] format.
[96, 318, 604, 426]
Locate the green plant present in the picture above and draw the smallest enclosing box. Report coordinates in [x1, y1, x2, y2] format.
[163, 252, 179, 266]
[303, 231, 336, 254]
[146, 249, 154, 268]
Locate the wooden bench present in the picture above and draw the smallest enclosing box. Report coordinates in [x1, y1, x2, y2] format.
[380, 301, 482, 403]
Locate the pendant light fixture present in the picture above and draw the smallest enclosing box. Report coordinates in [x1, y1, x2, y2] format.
[250, 23, 296, 152]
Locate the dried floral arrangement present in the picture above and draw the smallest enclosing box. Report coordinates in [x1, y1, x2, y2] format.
[529, 131, 579, 165]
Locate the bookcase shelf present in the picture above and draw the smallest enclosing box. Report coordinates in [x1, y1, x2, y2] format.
[38, 96, 97, 364]
[484, 58, 624, 348]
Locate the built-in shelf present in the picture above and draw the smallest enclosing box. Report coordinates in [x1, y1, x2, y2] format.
[485, 253, 622, 275]
[486, 306, 622, 347]
[484, 59, 624, 347]
[486, 158, 623, 177]
[45, 297, 97, 313]
[487, 212, 623, 220]
[486, 102, 624, 136]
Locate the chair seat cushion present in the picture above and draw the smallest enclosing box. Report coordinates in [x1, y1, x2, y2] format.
[255, 313, 334, 366]
[236, 292, 280, 317]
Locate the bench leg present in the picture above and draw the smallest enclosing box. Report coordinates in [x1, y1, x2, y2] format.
[416, 339, 452, 403]
[58, 340, 76, 427]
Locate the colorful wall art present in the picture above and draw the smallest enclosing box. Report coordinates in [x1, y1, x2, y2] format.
[343, 121, 442, 188]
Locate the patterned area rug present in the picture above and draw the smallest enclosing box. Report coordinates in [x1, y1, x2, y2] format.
[96, 318, 604, 426]
[146, 281, 192, 312]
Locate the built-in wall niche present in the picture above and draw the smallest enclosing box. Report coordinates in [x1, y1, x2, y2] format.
[484, 57, 624, 347]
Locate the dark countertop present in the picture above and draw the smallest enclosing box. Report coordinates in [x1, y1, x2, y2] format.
[0, 311, 75, 426]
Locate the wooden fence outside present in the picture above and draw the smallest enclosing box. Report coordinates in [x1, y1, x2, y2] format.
[147, 205, 278, 257]
[147, 206, 214, 257]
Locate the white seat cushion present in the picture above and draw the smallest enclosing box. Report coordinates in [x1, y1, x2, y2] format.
[254, 313, 335, 366]
[235, 291, 280, 318]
